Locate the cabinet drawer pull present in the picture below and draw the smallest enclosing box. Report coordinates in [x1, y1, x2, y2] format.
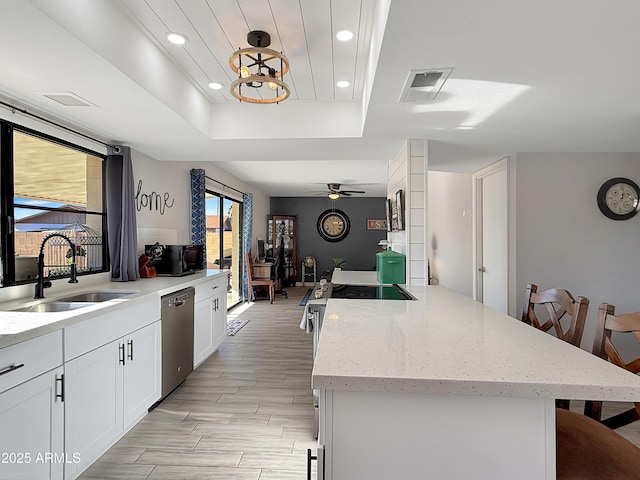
[55, 374, 65, 402]
[127, 339, 134, 361]
[307, 448, 317, 480]
[211, 285, 219, 290]
[119, 344, 126, 365]
[0, 363, 25, 376]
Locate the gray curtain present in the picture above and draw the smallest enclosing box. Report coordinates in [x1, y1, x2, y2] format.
[106, 145, 139, 281]
[242, 193, 253, 300]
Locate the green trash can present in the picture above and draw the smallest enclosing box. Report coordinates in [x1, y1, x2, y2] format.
[376, 248, 406, 284]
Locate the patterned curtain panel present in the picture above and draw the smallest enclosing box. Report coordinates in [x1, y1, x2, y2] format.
[242, 193, 253, 300]
[190, 169, 207, 268]
[106, 145, 139, 281]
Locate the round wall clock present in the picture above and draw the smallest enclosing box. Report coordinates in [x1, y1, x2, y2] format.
[317, 209, 350, 242]
[597, 177, 640, 220]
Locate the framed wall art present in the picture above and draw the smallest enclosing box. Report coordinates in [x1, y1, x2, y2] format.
[395, 189, 404, 231]
[367, 219, 388, 230]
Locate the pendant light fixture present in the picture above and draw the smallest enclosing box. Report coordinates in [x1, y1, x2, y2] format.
[229, 30, 290, 104]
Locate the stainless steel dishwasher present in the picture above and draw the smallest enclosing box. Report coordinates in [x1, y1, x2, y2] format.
[160, 287, 195, 398]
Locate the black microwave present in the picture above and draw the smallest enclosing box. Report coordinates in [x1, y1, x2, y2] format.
[146, 244, 204, 276]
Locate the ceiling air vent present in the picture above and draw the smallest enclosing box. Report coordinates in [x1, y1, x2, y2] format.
[40, 92, 94, 107]
[399, 68, 453, 103]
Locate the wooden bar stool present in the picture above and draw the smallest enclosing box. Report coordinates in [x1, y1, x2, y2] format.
[522, 283, 589, 409]
[521, 283, 590, 348]
[584, 303, 640, 429]
[556, 408, 640, 479]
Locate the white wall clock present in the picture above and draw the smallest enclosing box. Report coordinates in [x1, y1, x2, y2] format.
[597, 177, 640, 220]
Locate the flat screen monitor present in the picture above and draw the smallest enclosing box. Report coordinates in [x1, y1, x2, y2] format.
[257, 239, 265, 260]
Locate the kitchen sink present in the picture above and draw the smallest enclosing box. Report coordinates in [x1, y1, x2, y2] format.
[12, 302, 96, 313]
[55, 290, 138, 303]
[6, 290, 138, 313]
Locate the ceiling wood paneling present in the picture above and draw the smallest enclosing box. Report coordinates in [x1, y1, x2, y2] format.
[119, 0, 370, 103]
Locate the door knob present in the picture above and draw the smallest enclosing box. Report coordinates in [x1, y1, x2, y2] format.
[478, 267, 487, 272]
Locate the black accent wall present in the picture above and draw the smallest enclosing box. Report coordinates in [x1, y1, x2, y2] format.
[269, 197, 387, 282]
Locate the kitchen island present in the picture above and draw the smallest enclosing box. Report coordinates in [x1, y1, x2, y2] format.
[312, 272, 640, 479]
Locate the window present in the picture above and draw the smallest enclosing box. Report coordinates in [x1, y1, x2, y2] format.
[0, 121, 108, 287]
[205, 191, 242, 308]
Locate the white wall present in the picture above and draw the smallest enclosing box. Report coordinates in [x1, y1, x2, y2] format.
[388, 142, 408, 254]
[387, 139, 428, 285]
[408, 140, 428, 285]
[132, 151, 190, 246]
[427, 171, 473, 297]
[514, 152, 640, 352]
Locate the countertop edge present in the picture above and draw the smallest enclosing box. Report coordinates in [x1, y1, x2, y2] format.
[0, 269, 229, 348]
[311, 374, 640, 402]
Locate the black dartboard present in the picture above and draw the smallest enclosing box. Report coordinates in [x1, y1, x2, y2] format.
[317, 209, 350, 242]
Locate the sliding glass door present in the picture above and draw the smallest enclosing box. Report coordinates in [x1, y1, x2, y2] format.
[205, 192, 242, 308]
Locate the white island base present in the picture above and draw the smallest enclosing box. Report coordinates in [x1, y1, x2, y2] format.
[318, 389, 555, 479]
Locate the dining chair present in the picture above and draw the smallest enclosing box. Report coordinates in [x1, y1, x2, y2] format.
[584, 303, 640, 429]
[521, 283, 589, 348]
[246, 253, 274, 304]
[556, 407, 640, 479]
[522, 283, 589, 410]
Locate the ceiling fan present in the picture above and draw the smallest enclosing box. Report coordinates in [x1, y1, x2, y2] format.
[326, 183, 365, 199]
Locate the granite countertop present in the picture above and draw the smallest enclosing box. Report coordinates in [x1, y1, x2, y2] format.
[0, 269, 228, 348]
[312, 273, 640, 402]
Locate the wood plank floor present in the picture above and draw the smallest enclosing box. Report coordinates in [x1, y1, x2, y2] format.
[78, 287, 640, 479]
[79, 287, 316, 480]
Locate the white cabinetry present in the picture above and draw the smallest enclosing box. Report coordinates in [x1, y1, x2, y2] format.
[64, 321, 160, 479]
[63, 339, 122, 480]
[0, 368, 64, 480]
[0, 331, 64, 480]
[63, 296, 161, 480]
[194, 275, 228, 368]
[123, 323, 161, 427]
[317, 389, 554, 480]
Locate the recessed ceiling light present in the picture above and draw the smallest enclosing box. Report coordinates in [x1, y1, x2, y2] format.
[336, 80, 350, 88]
[208, 82, 223, 90]
[166, 32, 188, 45]
[336, 30, 354, 41]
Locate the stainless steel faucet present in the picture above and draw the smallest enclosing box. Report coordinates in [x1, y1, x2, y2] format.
[34, 233, 78, 299]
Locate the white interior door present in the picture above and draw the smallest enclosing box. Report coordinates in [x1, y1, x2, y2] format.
[476, 164, 508, 313]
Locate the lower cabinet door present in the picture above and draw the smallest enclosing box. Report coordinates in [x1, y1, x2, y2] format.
[194, 298, 215, 368]
[123, 321, 161, 428]
[212, 291, 228, 351]
[0, 367, 64, 480]
[64, 340, 123, 480]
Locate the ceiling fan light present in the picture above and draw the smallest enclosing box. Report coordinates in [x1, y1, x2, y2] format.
[328, 193, 340, 200]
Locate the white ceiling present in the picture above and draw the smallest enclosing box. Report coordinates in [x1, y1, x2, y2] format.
[2, 0, 640, 198]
